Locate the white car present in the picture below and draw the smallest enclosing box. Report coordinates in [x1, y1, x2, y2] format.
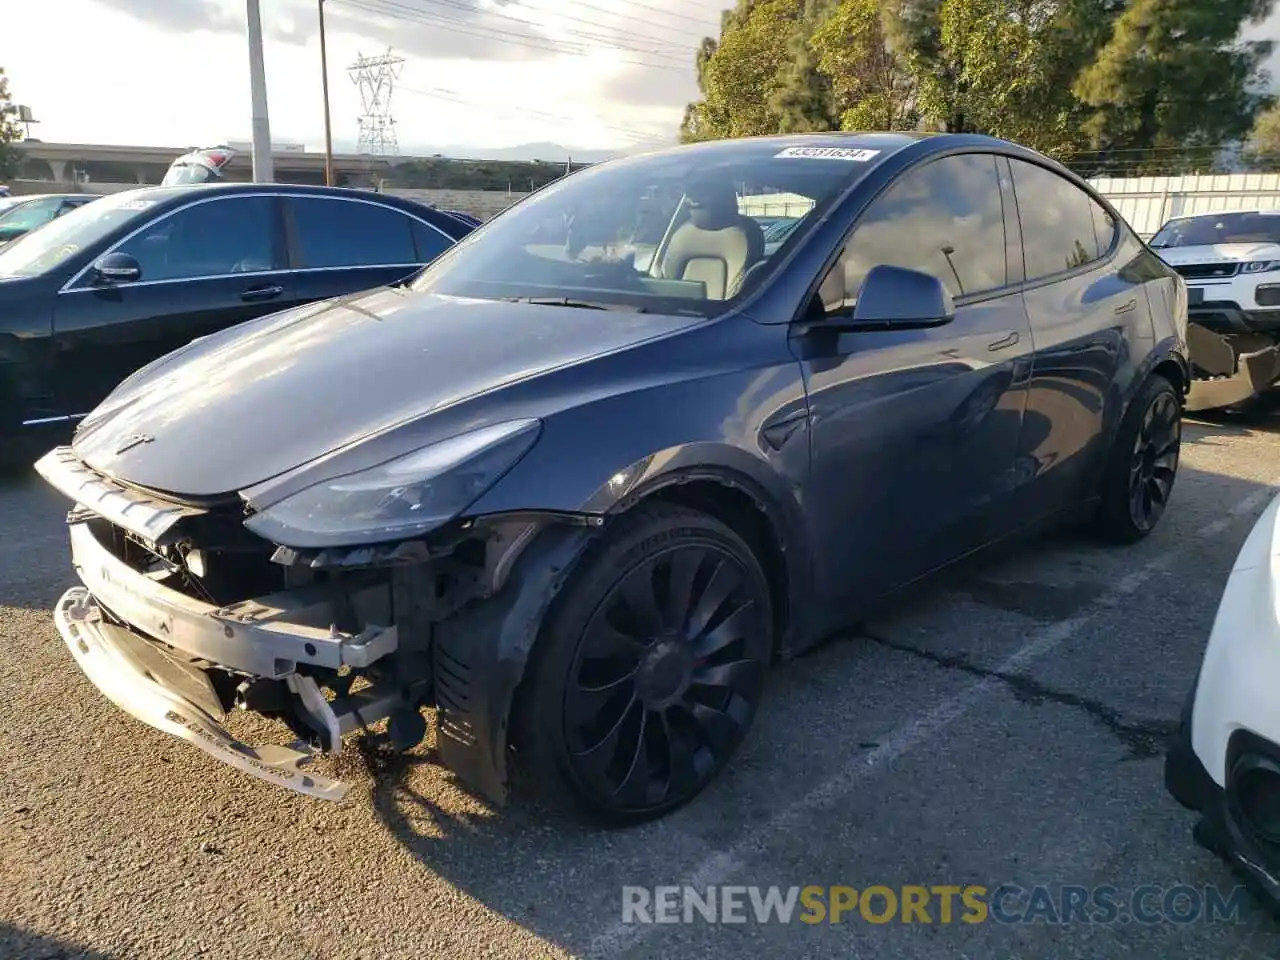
[1152, 209, 1280, 412]
[1166, 490, 1280, 908]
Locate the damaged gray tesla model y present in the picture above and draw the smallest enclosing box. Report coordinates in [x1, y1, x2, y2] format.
[36, 132, 1190, 822]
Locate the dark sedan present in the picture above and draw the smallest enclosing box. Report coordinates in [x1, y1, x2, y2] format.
[35, 132, 1190, 823]
[0, 183, 472, 435]
[0, 193, 101, 244]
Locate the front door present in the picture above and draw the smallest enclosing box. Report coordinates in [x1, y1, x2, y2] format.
[794, 152, 1035, 610]
[52, 194, 290, 414]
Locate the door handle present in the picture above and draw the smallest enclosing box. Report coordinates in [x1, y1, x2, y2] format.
[241, 284, 283, 302]
[988, 330, 1020, 352]
[1114, 298, 1137, 315]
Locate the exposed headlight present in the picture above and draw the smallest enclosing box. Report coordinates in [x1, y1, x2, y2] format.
[243, 419, 541, 548]
[1241, 260, 1280, 274]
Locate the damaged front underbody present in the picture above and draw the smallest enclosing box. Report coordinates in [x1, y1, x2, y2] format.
[1185, 321, 1280, 413]
[36, 445, 603, 804]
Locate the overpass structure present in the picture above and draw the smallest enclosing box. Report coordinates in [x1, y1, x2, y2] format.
[12, 140, 395, 189]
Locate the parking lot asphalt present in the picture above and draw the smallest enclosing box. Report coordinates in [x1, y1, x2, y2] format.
[6, 410, 1280, 960]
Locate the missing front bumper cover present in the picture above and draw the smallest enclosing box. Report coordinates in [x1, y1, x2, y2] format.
[55, 587, 350, 801]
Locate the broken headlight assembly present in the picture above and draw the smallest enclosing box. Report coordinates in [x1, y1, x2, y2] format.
[243, 419, 542, 548]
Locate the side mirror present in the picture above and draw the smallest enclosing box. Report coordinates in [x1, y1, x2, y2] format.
[844, 264, 955, 330]
[92, 252, 141, 284]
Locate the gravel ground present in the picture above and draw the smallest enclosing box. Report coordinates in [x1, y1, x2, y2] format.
[5, 409, 1280, 960]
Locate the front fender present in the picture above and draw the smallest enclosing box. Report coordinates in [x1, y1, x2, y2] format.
[432, 522, 599, 806]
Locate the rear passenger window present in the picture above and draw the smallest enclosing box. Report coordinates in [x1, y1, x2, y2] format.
[289, 198, 418, 268]
[830, 152, 1007, 307]
[411, 220, 453, 263]
[1009, 158, 1105, 278]
[1091, 200, 1117, 256]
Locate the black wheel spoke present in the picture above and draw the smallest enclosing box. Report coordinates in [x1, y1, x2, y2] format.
[686, 693, 752, 755]
[567, 679, 635, 738]
[572, 695, 639, 769]
[692, 658, 763, 692]
[686, 559, 743, 640]
[612, 709, 656, 804]
[691, 600, 756, 661]
[619, 559, 664, 639]
[585, 618, 650, 663]
[662, 710, 714, 790]
[664, 548, 702, 634]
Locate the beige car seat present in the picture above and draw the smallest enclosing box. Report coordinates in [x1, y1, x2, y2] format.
[655, 181, 764, 300]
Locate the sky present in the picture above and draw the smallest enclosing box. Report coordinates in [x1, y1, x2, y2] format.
[3, 0, 728, 156]
[5, 0, 1280, 158]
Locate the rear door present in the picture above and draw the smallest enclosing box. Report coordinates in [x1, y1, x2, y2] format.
[280, 195, 456, 307]
[52, 193, 291, 413]
[1006, 157, 1153, 516]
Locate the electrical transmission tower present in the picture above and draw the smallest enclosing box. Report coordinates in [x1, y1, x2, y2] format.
[349, 48, 404, 156]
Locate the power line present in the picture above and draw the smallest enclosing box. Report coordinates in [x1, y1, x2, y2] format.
[334, 0, 697, 72]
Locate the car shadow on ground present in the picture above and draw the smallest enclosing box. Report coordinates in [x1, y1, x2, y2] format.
[1, 923, 119, 959]
[346, 463, 1278, 956]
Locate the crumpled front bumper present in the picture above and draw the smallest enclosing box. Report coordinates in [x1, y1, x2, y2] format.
[54, 587, 349, 800]
[43, 493, 398, 801]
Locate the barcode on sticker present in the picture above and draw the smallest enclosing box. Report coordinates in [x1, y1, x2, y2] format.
[774, 146, 881, 161]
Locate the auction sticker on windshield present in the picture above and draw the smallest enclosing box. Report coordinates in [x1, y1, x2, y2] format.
[775, 146, 881, 161]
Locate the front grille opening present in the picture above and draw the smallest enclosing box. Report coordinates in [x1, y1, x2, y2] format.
[1174, 262, 1240, 280]
[93, 510, 288, 607]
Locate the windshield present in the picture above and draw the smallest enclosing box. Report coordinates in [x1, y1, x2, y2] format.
[0, 191, 160, 277]
[1151, 211, 1280, 248]
[0, 196, 64, 235]
[409, 145, 876, 314]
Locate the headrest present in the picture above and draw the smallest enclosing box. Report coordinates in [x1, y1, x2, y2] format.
[685, 179, 741, 231]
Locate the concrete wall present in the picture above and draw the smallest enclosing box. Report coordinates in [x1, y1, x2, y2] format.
[384, 188, 529, 220]
[1089, 173, 1280, 238]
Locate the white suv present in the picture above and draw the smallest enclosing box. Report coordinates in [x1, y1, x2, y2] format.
[1151, 209, 1280, 333]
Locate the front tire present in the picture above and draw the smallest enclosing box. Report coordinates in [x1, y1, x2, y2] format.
[512, 503, 774, 823]
[1093, 373, 1182, 544]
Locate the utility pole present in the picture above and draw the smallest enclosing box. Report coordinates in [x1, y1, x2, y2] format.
[319, 0, 334, 185]
[246, 0, 274, 182]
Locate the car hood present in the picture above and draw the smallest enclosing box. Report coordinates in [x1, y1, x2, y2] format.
[71, 287, 697, 496]
[1155, 242, 1280, 265]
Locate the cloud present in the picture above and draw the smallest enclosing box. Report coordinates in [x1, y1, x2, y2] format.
[600, 60, 700, 110]
[91, 0, 560, 62]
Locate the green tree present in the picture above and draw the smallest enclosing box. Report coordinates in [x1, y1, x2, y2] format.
[679, 0, 808, 142]
[0, 69, 21, 181]
[1073, 0, 1275, 176]
[810, 0, 920, 131]
[1245, 102, 1280, 169]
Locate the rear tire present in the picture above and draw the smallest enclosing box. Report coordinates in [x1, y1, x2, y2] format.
[1093, 373, 1181, 544]
[511, 503, 773, 824]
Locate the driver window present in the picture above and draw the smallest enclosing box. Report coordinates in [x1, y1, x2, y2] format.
[821, 153, 1007, 312]
[114, 196, 276, 282]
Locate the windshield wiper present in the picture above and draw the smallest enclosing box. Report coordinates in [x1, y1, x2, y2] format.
[508, 296, 645, 312]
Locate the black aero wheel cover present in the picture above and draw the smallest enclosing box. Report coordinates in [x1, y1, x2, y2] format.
[561, 541, 769, 815]
[1127, 389, 1181, 533]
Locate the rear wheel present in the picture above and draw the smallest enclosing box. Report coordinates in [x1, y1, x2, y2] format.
[1093, 374, 1181, 544]
[513, 503, 773, 823]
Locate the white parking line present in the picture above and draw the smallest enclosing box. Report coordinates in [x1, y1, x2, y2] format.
[589, 483, 1280, 958]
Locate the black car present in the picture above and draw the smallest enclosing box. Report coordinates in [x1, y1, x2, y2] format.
[0, 183, 472, 434]
[0, 193, 101, 245]
[36, 132, 1190, 822]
